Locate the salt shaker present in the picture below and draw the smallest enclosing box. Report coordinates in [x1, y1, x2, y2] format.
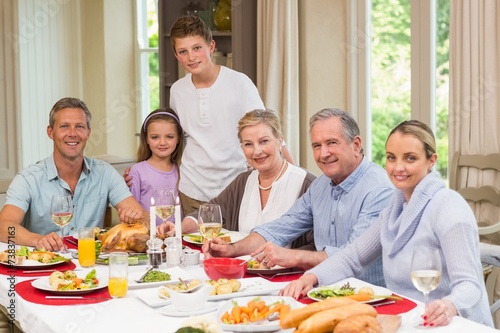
[164, 237, 184, 267]
[146, 238, 163, 268]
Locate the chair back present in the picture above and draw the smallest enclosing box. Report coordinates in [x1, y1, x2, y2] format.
[450, 152, 500, 310]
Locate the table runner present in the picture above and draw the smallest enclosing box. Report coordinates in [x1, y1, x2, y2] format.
[16, 279, 112, 305]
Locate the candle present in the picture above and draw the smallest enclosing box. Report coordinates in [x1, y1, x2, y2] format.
[150, 197, 156, 240]
[175, 196, 182, 240]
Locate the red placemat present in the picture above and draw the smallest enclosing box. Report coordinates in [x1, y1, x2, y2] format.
[16, 279, 112, 305]
[0, 260, 76, 277]
[298, 294, 417, 315]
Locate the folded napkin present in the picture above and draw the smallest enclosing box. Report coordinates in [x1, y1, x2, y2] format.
[298, 294, 417, 315]
[16, 279, 112, 306]
[0, 260, 76, 277]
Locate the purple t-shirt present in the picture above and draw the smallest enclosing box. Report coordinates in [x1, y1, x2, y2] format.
[129, 161, 179, 226]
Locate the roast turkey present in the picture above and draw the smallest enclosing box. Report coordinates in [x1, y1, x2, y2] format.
[99, 221, 151, 253]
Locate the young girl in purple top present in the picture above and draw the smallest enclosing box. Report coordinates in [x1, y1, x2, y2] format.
[128, 109, 184, 226]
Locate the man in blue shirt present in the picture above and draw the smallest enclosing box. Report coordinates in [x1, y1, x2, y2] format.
[0, 97, 146, 251]
[204, 108, 394, 286]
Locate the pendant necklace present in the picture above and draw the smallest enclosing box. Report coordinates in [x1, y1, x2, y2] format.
[258, 160, 287, 191]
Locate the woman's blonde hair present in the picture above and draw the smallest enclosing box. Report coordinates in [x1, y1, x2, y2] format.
[237, 109, 283, 142]
[387, 120, 436, 159]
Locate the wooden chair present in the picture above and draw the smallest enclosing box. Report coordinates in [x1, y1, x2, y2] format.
[449, 152, 500, 314]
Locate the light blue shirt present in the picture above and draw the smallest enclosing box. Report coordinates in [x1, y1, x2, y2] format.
[6, 155, 132, 235]
[252, 157, 394, 286]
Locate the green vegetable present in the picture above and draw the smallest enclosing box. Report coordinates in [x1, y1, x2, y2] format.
[309, 282, 356, 300]
[142, 270, 171, 282]
[175, 327, 204, 333]
[17, 246, 30, 257]
[95, 241, 101, 257]
[83, 269, 98, 288]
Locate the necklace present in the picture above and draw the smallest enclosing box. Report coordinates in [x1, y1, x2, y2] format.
[258, 160, 288, 191]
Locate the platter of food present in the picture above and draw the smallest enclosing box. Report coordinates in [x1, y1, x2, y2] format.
[31, 269, 107, 295]
[183, 229, 245, 246]
[217, 295, 301, 332]
[0, 246, 70, 269]
[128, 266, 194, 289]
[307, 278, 392, 304]
[135, 277, 281, 307]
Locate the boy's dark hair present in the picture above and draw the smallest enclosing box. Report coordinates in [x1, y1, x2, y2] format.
[169, 16, 212, 54]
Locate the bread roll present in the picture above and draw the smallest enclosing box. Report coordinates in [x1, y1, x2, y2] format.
[334, 315, 382, 333]
[295, 303, 377, 333]
[280, 297, 357, 329]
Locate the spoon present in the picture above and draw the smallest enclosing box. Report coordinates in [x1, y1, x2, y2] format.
[173, 278, 205, 293]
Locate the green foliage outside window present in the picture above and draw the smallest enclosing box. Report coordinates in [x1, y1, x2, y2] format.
[371, 0, 449, 179]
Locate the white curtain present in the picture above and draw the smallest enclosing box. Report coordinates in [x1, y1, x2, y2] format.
[449, 0, 500, 324]
[256, 0, 300, 161]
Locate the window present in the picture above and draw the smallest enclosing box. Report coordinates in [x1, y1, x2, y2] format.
[136, 0, 160, 120]
[367, 0, 450, 180]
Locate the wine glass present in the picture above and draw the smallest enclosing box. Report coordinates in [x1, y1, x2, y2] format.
[197, 203, 222, 242]
[153, 189, 175, 223]
[50, 194, 74, 253]
[410, 247, 442, 328]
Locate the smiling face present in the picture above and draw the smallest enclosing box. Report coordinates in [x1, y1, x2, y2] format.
[47, 108, 91, 162]
[385, 132, 437, 201]
[310, 117, 362, 184]
[240, 122, 283, 175]
[146, 120, 179, 162]
[173, 35, 215, 76]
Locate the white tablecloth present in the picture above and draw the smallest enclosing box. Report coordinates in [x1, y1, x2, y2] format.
[1, 243, 498, 333]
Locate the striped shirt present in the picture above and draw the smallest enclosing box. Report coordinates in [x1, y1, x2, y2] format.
[253, 157, 393, 286]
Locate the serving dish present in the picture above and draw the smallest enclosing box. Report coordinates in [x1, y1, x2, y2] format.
[135, 277, 281, 307]
[128, 266, 193, 289]
[217, 295, 301, 332]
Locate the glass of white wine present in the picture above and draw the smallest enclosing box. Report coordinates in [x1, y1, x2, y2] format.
[153, 189, 175, 223]
[50, 194, 74, 253]
[197, 203, 222, 242]
[410, 247, 442, 328]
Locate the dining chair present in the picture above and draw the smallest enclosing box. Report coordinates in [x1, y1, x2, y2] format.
[449, 152, 500, 314]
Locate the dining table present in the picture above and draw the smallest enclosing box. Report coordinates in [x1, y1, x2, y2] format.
[0, 238, 498, 333]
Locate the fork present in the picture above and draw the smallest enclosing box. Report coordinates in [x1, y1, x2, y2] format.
[256, 270, 304, 280]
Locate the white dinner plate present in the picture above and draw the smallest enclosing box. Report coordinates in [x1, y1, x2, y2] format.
[158, 302, 219, 317]
[135, 277, 281, 307]
[31, 271, 108, 296]
[128, 266, 194, 289]
[217, 296, 302, 332]
[0, 258, 70, 269]
[183, 230, 246, 246]
[307, 277, 392, 304]
[237, 255, 296, 275]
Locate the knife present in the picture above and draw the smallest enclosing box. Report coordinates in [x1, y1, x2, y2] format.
[23, 268, 82, 274]
[372, 300, 396, 307]
[45, 296, 111, 300]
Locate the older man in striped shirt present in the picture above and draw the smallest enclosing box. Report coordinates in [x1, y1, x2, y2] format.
[204, 108, 393, 287]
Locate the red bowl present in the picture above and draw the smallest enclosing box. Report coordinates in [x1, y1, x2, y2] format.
[203, 257, 247, 280]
